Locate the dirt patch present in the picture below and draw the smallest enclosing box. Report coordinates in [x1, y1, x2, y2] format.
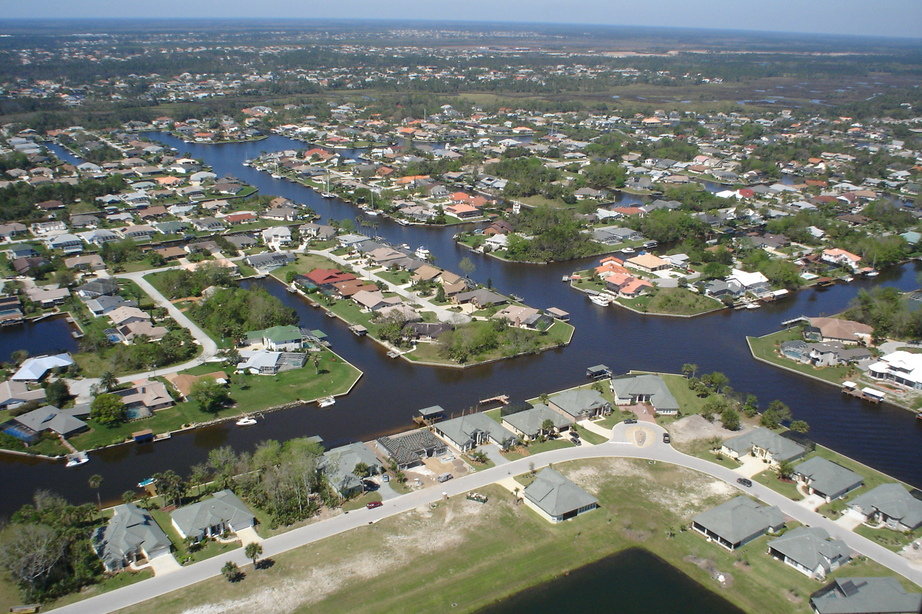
[683, 555, 734, 589]
[670, 414, 753, 445]
[181, 495, 507, 614]
[784, 589, 804, 604]
[621, 527, 652, 542]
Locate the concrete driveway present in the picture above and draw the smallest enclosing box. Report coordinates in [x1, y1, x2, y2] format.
[734, 455, 770, 478]
[148, 553, 182, 576]
[235, 527, 262, 547]
[480, 443, 508, 466]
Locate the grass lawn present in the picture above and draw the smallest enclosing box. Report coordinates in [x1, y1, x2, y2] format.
[270, 253, 344, 281]
[617, 288, 723, 316]
[404, 320, 574, 366]
[659, 372, 713, 416]
[342, 491, 383, 512]
[854, 524, 922, 552]
[752, 470, 804, 501]
[115, 458, 909, 614]
[676, 439, 743, 470]
[376, 269, 411, 286]
[501, 438, 573, 461]
[573, 424, 607, 445]
[747, 329, 851, 385]
[67, 350, 361, 450]
[149, 508, 239, 565]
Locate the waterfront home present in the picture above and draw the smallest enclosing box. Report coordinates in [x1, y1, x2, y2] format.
[434, 413, 517, 452]
[610, 374, 680, 415]
[625, 253, 670, 273]
[112, 380, 174, 418]
[92, 503, 172, 572]
[332, 279, 378, 298]
[848, 484, 922, 532]
[522, 467, 599, 524]
[245, 325, 304, 351]
[867, 351, 922, 390]
[810, 577, 922, 614]
[5, 404, 87, 441]
[501, 404, 573, 440]
[766, 527, 850, 580]
[806, 317, 873, 345]
[792, 457, 863, 502]
[352, 290, 401, 312]
[305, 268, 356, 287]
[171, 490, 255, 542]
[321, 442, 383, 498]
[236, 349, 306, 375]
[376, 430, 447, 470]
[691, 496, 785, 550]
[821, 248, 862, 272]
[547, 388, 611, 420]
[244, 251, 294, 272]
[0, 379, 46, 410]
[162, 371, 227, 400]
[720, 428, 807, 466]
[492, 305, 548, 330]
[118, 320, 169, 342]
[453, 288, 507, 308]
[300, 223, 336, 241]
[703, 278, 744, 299]
[25, 285, 70, 307]
[727, 269, 771, 294]
[12, 353, 74, 381]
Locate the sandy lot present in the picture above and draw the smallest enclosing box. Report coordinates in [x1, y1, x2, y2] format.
[669, 414, 753, 445]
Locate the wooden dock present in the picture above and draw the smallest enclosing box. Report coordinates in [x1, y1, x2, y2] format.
[478, 395, 509, 407]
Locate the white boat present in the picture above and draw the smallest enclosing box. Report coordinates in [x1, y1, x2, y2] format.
[321, 192, 336, 199]
[866, 271, 879, 277]
[318, 396, 336, 408]
[365, 210, 380, 217]
[396, 218, 411, 226]
[270, 173, 282, 179]
[621, 247, 636, 254]
[414, 246, 431, 259]
[589, 294, 611, 306]
[65, 452, 89, 468]
[236, 416, 257, 426]
[745, 302, 760, 309]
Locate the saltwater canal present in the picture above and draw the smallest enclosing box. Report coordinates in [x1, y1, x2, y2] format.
[0, 132, 919, 515]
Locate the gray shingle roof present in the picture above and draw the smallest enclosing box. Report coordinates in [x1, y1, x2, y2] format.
[171, 490, 254, 538]
[548, 388, 609, 418]
[377, 430, 445, 466]
[723, 428, 807, 463]
[502, 404, 572, 437]
[524, 468, 598, 518]
[811, 577, 922, 614]
[767, 527, 850, 574]
[435, 413, 516, 448]
[849, 484, 922, 530]
[692, 496, 785, 545]
[611, 374, 679, 412]
[93, 503, 171, 570]
[14, 404, 86, 436]
[322, 442, 382, 496]
[793, 457, 863, 500]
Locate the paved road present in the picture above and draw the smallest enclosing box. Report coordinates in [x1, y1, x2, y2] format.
[49, 424, 922, 614]
[110, 269, 220, 382]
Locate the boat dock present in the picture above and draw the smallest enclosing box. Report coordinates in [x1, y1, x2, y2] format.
[841, 381, 885, 404]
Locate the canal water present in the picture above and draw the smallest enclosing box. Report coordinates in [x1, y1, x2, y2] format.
[478, 548, 744, 614]
[0, 316, 79, 363]
[0, 132, 919, 516]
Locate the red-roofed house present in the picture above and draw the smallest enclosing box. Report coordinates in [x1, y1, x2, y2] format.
[821, 248, 862, 271]
[306, 268, 357, 286]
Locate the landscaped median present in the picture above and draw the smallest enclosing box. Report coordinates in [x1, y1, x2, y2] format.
[112, 458, 906, 614]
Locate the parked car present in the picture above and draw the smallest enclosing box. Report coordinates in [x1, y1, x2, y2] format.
[570, 437, 582, 446]
[382, 474, 390, 483]
[366, 500, 383, 509]
[624, 418, 637, 424]
[736, 478, 752, 488]
[437, 473, 454, 483]
[662, 433, 671, 443]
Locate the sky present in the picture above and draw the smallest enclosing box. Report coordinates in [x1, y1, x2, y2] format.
[3, 0, 922, 39]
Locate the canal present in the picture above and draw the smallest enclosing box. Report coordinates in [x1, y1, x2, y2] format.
[0, 132, 919, 516]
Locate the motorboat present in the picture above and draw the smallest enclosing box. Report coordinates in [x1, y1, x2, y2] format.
[321, 192, 336, 199]
[365, 209, 380, 217]
[745, 302, 760, 309]
[236, 416, 257, 426]
[397, 218, 411, 226]
[621, 247, 636, 254]
[64, 452, 89, 468]
[318, 396, 336, 408]
[137, 477, 156, 488]
[414, 246, 431, 259]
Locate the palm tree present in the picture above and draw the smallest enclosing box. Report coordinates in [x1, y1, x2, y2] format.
[88, 474, 103, 509]
[99, 371, 118, 392]
[245, 542, 263, 569]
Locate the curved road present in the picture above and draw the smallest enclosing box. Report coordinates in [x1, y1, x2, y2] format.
[50, 423, 922, 613]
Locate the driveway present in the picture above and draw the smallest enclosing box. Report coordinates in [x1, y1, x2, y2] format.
[235, 527, 262, 547]
[480, 443, 508, 466]
[734, 455, 769, 478]
[376, 479, 401, 501]
[147, 553, 182, 576]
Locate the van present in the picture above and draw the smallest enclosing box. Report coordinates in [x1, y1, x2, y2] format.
[437, 473, 454, 483]
[737, 477, 752, 488]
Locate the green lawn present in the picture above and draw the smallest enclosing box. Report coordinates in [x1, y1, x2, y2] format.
[854, 524, 922, 552]
[342, 491, 383, 512]
[659, 373, 712, 416]
[501, 438, 573, 461]
[270, 253, 345, 281]
[617, 288, 723, 316]
[115, 458, 909, 614]
[752, 469, 804, 501]
[573, 424, 607, 445]
[67, 350, 362, 451]
[747, 329, 851, 384]
[149, 508, 239, 565]
[376, 269, 412, 286]
[404, 320, 574, 366]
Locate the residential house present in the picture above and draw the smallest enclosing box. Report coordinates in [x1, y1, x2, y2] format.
[25, 285, 70, 307]
[793, 457, 864, 503]
[236, 349, 305, 375]
[245, 251, 294, 271]
[170, 490, 255, 542]
[352, 290, 400, 312]
[245, 325, 303, 351]
[434, 413, 517, 452]
[610, 374, 680, 415]
[162, 371, 227, 400]
[118, 320, 169, 342]
[806, 317, 873, 345]
[720, 428, 807, 466]
[625, 253, 671, 273]
[64, 254, 105, 271]
[112, 380, 174, 419]
[47, 233, 84, 254]
[0, 379, 46, 410]
[76, 277, 119, 299]
[453, 288, 507, 308]
[107, 306, 151, 328]
[691, 496, 785, 550]
[767, 527, 851, 579]
[821, 248, 863, 272]
[848, 484, 922, 532]
[522, 467, 599, 523]
[502, 404, 573, 440]
[4, 404, 87, 440]
[261, 225, 292, 250]
[376, 430, 447, 470]
[12, 353, 74, 381]
[547, 388, 611, 420]
[92, 503, 172, 572]
[810, 577, 922, 614]
[492, 305, 548, 329]
[868, 351, 922, 391]
[321, 442, 383, 498]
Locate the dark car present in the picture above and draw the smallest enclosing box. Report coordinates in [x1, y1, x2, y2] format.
[570, 437, 582, 446]
[662, 433, 671, 444]
[737, 478, 752, 488]
[624, 418, 638, 424]
[366, 500, 383, 509]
